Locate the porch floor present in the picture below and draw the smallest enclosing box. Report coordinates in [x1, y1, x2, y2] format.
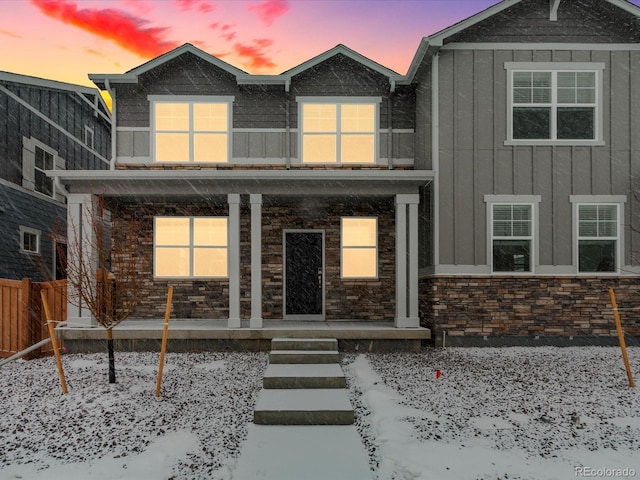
[58, 320, 431, 352]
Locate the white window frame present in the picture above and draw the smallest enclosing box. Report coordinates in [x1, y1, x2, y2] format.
[33, 142, 56, 198]
[297, 96, 381, 164]
[340, 216, 378, 279]
[84, 125, 95, 149]
[485, 195, 541, 274]
[570, 195, 625, 275]
[153, 216, 229, 279]
[505, 62, 604, 146]
[149, 95, 234, 163]
[20, 226, 41, 254]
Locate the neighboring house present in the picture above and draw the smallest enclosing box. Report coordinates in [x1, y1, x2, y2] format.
[56, 0, 640, 344]
[408, 0, 640, 343]
[0, 72, 111, 281]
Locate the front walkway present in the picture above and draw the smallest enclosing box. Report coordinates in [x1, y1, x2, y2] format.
[233, 425, 372, 480]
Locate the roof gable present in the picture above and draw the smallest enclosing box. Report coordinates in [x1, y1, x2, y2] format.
[0, 71, 110, 117]
[428, 0, 640, 45]
[444, 0, 640, 44]
[281, 44, 400, 79]
[406, 0, 640, 83]
[90, 43, 247, 88]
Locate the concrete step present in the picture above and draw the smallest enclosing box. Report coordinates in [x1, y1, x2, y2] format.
[269, 350, 340, 364]
[254, 388, 354, 425]
[263, 364, 346, 389]
[271, 337, 338, 351]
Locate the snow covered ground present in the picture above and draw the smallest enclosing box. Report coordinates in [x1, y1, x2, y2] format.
[1, 346, 639, 479]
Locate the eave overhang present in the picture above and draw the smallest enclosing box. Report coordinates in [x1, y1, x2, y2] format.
[51, 169, 434, 198]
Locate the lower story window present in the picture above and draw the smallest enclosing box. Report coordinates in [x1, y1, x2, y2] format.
[154, 217, 228, 278]
[578, 204, 617, 272]
[20, 226, 41, 254]
[341, 217, 377, 278]
[492, 204, 533, 272]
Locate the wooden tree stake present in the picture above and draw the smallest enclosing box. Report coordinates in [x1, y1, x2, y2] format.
[156, 286, 174, 397]
[608, 288, 636, 388]
[41, 290, 68, 394]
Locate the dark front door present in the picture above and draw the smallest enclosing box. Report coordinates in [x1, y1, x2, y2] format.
[284, 231, 323, 318]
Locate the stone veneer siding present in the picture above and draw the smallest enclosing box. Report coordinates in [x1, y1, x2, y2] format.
[419, 276, 640, 338]
[112, 197, 396, 321]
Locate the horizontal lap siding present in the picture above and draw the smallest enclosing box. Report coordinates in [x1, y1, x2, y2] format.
[438, 47, 640, 269]
[0, 184, 66, 281]
[115, 52, 415, 164]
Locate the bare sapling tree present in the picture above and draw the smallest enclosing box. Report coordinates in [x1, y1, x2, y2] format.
[62, 195, 145, 383]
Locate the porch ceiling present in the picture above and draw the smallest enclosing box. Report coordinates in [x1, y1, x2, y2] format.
[52, 169, 434, 198]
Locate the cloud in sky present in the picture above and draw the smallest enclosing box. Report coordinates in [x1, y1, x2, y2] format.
[31, 0, 178, 58]
[247, 0, 289, 26]
[0, 28, 22, 38]
[234, 39, 275, 69]
[210, 21, 237, 42]
[175, 0, 217, 14]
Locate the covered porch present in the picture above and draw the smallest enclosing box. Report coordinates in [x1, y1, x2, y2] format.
[55, 169, 434, 332]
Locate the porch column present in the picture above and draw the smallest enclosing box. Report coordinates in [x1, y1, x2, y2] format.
[395, 194, 420, 328]
[228, 194, 241, 328]
[250, 194, 263, 328]
[408, 198, 420, 324]
[66, 193, 97, 327]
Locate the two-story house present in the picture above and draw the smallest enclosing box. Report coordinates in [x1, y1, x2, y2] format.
[55, 43, 432, 347]
[56, 0, 640, 346]
[0, 72, 111, 281]
[410, 0, 640, 344]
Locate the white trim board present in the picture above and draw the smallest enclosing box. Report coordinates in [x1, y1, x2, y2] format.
[0, 84, 110, 165]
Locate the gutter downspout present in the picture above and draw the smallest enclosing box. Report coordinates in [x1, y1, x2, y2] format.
[432, 52, 440, 269]
[387, 80, 395, 170]
[105, 79, 116, 170]
[285, 79, 291, 169]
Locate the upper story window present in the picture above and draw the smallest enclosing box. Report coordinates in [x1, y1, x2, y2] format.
[298, 97, 379, 164]
[505, 63, 604, 145]
[150, 96, 233, 163]
[84, 126, 95, 149]
[22, 137, 64, 200]
[571, 196, 625, 274]
[34, 145, 54, 196]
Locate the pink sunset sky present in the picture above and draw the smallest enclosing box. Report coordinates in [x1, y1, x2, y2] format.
[2, 0, 640, 94]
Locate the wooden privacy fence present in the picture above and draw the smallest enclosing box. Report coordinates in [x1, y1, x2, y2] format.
[0, 278, 67, 359]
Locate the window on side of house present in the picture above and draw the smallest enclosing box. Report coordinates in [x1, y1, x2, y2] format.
[577, 204, 618, 273]
[491, 204, 533, 273]
[84, 126, 95, 149]
[300, 99, 377, 164]
[154, 217, 228, 278]
[507, 63, 603, 144]
[152, 99, 231, 163]
[34, 145, 55, 197]
[20, 226, 41, 254]
[341, 217, 377, 278]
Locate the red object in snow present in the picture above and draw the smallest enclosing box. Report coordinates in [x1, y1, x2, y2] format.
[435, 369, 442, 379]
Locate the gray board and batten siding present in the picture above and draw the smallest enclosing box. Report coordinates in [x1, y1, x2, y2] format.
[445, 0, 640, 44]
[0, 80, 111, 184]
[422, 0, 640, 271]
[114, 52, 415, 165]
